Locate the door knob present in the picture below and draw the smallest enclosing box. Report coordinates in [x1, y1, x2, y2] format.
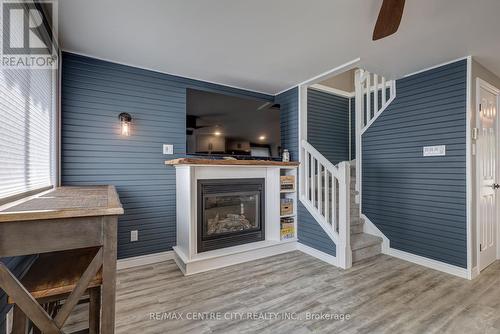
[493, 183, 500, 190]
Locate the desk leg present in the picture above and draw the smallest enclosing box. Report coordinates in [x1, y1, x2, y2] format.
[101, 216, 118, 334]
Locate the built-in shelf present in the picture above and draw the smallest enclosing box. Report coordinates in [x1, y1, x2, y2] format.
[279, 167, 297, 241]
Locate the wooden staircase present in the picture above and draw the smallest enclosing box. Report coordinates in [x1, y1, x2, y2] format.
[349, 164, 383, 263]
[298, 69, 394, 268]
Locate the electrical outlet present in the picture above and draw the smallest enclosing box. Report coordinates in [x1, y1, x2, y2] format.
[130, 230, 138, 242]
[163, 144, 174, 155]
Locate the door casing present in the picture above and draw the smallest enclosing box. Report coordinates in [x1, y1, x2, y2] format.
[475, 78, 500, 273]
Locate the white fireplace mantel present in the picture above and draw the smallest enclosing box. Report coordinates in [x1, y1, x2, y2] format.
[166, 159, 299, 275]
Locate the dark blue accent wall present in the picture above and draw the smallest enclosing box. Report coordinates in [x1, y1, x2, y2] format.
[307, 88, 350, 164]
[276, 87, 336, 256]
[362, 60, 467, 268]
[61, 52, 273, 259]
[276, 87, 299, 161]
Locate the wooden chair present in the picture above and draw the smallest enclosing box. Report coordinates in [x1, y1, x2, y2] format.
[8, 247, 103, 334]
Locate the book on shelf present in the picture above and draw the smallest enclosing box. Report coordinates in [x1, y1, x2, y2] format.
[280, 226, 295, 240]
[280, 216, 294, 228]
[280, 198, 293, 215]
[280, 216, 295, 240]
[280, 175, 295, 191]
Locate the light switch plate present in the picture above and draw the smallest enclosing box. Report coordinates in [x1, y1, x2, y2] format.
[131, 230, 138, 242]
[163, 144, 174, 155]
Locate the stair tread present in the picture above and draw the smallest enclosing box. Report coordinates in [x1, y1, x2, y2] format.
[351, 233, 382, 250]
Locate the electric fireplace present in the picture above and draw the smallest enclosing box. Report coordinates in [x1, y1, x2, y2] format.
[197, 178, 265, 252]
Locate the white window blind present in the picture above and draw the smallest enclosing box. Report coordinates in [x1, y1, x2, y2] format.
[0, 5, 57, 201]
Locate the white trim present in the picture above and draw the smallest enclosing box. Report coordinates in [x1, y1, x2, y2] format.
[309, 84, 354, 98]
[471, 266, 480, 280]
[300, 194, 339, 244]
[298, 58, 360, 214]
[116, 250, 174, 270]
[361, 214, 390, 253]
[276, 58, 361, 96]
[403, 56, 469, 78]
[297, 243, 337, 266]
[475, 77, 500, 275]
[386, 248, 469, 279]
[362, 213, 470, 279]
[173, 240, 298, 275]
[56, 49, 62, 187]
[62, 49, 274, 97]
[476, 77, 500, 95]
[310, 81, 392, 99]
[466, 56, 472, 279]
[359, 83, 397, 135]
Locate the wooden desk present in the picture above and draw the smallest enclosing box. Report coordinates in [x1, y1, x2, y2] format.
[0, 186, 124, 334]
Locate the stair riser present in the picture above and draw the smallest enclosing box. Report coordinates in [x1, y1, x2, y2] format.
[351, 224, 364, 234]
[352, 243, 382, 263]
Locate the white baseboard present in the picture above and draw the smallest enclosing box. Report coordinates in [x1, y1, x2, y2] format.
[362, 213, 470, 279]
[173, 241, 297, 275]
[117, 250, 174, 270]
[297, 243, 338, 266]
[361, 214, 390, 253]
[470, 266, 479, 280]
[386, 247, 469, 279]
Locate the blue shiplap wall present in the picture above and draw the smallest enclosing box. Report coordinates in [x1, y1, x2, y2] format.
[362, 60, 467, 268]
[307, 88, 350, 164]
[276, 87, 299, 161]
[276, 87, 336, 256]
[61, 52, 273, 259]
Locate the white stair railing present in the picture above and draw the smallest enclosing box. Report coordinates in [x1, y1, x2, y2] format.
[354, 70, 396, 207]
[300, 140, 351, 269]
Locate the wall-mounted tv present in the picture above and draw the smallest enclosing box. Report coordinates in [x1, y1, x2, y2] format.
[186, 89, 281, 159]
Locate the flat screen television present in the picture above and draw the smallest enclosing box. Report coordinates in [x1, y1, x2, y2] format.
[186, 89, 281, 159]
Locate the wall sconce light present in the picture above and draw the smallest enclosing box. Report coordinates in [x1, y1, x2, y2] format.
[118, 112, 132, 136]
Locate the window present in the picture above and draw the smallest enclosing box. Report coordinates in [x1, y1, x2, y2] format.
[0, 4, 58, 202]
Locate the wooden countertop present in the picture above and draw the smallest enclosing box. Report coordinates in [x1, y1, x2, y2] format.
[0, 185, 124, 223]
[165, 158, 300, 167]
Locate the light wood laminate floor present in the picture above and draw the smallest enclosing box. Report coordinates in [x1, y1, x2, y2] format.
[65, 251, 500, 334]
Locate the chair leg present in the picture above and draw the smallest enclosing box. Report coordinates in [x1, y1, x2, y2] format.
[11, 305, 27, 334]
[89, 287, 101, 334]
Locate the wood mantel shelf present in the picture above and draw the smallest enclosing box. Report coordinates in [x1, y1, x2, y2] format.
[165, 158, 300, 167]
[0, 185, 124, 223]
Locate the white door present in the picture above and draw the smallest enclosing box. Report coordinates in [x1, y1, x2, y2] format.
[477, 80, 499, 272]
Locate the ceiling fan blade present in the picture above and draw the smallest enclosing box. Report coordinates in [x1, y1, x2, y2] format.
[372, 0, 405, 41]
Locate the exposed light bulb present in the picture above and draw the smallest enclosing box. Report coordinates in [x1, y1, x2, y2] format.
[121, 121, 130, 136]
[119, 113, 132, 136]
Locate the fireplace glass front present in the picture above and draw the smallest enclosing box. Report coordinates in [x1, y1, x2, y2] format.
[197, 178, 265, 252]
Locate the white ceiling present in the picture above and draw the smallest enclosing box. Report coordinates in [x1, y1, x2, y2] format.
[59, 0, 500, 95]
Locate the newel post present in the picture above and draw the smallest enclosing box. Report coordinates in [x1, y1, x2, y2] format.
[337, 161, 352, 269]
[354, 69, 364, 205]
